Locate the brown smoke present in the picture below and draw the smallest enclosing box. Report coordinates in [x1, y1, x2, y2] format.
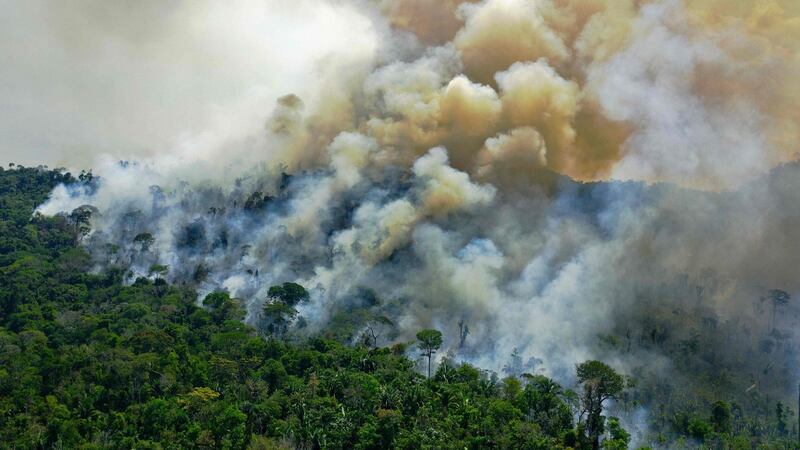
[380, 0, 476, 45]
[279, 0, 800, 190]
[31, 0, 800, 407]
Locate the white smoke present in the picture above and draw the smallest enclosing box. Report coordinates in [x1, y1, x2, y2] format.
[26, 0, 800, 424]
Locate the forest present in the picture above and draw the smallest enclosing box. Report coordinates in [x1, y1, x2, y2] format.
[4, 0, 800, 447]
[0, 165, 797, 449]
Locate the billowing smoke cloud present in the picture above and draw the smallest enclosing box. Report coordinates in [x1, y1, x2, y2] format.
[28, 0, 800, 433]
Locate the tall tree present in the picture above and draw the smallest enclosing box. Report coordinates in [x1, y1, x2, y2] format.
[458, 319, 470, 348]
[765, 289, 790, 332]
[711, 400, 732, 434]
[362, 315, 394, 349]
[68, 204, 96, 243]
[576, 360, 624, 450]
[416, 329, 442, 379]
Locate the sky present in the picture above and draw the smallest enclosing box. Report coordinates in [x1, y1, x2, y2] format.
[0, 0, 376, 168]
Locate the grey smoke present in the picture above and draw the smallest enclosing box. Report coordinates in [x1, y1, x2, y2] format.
[23, 0, 800, 441]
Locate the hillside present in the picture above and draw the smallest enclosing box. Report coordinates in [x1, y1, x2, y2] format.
[1, 165, 798, 449]
[0, 166, 603, 449]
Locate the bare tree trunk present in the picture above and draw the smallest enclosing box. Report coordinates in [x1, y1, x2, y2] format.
[427, 353, 432, 379]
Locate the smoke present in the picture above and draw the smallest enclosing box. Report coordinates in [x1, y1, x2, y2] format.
[0, 0, 377, 168]
[589, 1, 768, 187]
[26, 0, 800, 432]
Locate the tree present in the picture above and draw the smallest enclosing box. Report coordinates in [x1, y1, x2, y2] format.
[765, 289, 790, 332]
[775, 402, 788, 436]
[687, 417, 712, 441]
[458, 319, 469, 348]
[416, 329, 442, 379]
[259, 283, 307, 338]
[711, 400, 732, 434]
[260, 301, 296, 337]
[520, 374, 573, 437]
[503, 347, 523, 376]
[244, 191, 273, 212]
[203, 291, 245, 325]
[267, 282, 309, 307]
[149, 264, 169, 279]
[576, 360, 624, 450]
[602, 417, 630, 450]
[361, 315, 394, 349]
[68, 205, 97, 243]
[133, 232, 155, 252]
[78, 169, 94, 183]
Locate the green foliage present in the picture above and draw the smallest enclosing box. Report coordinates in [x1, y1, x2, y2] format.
[416, 329, 443, 353]
[576, 360, 625, 450]
[602, 417, 630, 450]
[576, 361, 625, 400]
[260, 301, 296, 337]
[267, 282, 309, 307]
[416, 329, 442, 379]
[0, 167, 582, 449]
[687, 417, 713, 441]
[1, 167, 797, 449]
[710, 400, 732, 434]
[204, 291, 246, 325]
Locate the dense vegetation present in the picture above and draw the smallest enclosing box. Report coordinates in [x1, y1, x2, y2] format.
[0, 165, 797, 449]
